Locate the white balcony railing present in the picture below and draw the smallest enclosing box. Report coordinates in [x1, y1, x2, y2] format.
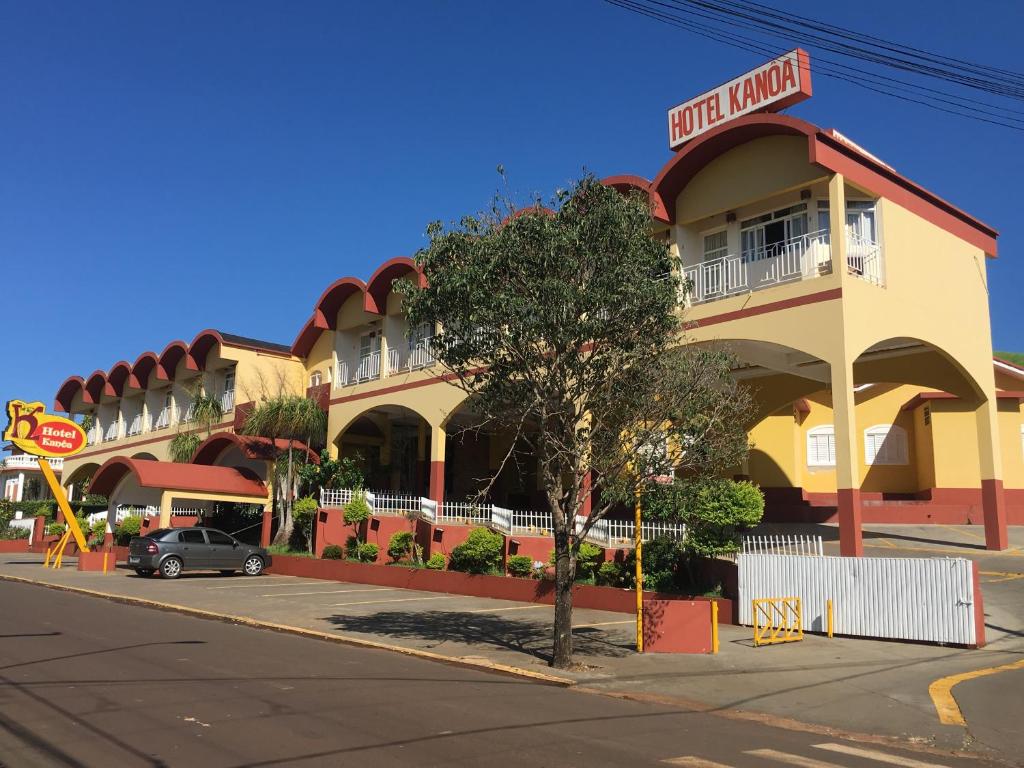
[407, 337, 436, 370]
[220, 389, 235, 413]
[387, 348, 401, 375]
[3, 454, 63, 470]
[179, 402, 195, 423]
[681, 229, 883, 305]
[354, 351, 381, 383]
[154, 407, 171, 430]
[335, 361, 351, 388]
[87, 426, 102, 445]
[103, 420, 121, 442]
[126, 414, 144, 437]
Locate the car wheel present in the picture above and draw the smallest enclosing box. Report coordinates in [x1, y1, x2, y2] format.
[160, 557, 183, 579]
[135, 568, 154, 577]
[219, 570, 236, 576]
[243, 555, 264, 577]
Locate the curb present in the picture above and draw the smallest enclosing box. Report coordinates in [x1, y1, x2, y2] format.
[0, 573, 575, 688]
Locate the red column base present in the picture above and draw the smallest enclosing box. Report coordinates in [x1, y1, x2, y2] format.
[429, 460, 445, 506]
[981, 478, 1009, 551]
[837, 488, 863, 557]
[260, 507, 273, 548]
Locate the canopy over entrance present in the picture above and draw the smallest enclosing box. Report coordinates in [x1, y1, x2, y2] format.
[91, 457, 270, 528]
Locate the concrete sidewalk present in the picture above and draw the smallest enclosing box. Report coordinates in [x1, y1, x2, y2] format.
[1, 547, 1021, 763]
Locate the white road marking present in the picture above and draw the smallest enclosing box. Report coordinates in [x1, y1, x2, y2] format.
[332, 595, 458, 607]
[573, 620, 634, 629]
[661, 757, 734, 767]
[813, 743, 950, 767]
[745, 749, 844, 767]
[207, 579, 327, 590]
[260, 588, 400, 598]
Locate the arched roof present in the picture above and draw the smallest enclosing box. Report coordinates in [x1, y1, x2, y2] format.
[191, 433, 319, 466]
[315, 277, 366, 330]
[90, 456, 268, 499]
[188, 329, 224, 369]
[54, 376, 87, 412]
[364, 257, 423, 314]
[607, 112, 997, 255]
[85, 371, 114, 403]
[106, 361, 137, 396]
[131, 352, 167, 389]
[599, 175, 670, 223]
[158, 340, 197, 379]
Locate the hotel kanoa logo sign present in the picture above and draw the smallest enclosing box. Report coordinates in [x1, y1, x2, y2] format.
[4, 400, 87, 459]
[667, 49, 812, 150]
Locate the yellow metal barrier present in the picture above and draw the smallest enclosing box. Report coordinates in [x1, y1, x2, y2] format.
[752, 597, 803, 647]
[711, 600, 719, 654]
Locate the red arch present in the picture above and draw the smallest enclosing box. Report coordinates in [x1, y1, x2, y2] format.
[189, 329, 225, 369]
[600, 175, 669, 223]
[90, 456, 267, 498]
[650, 113, 816, 224]
[364, 257, 423, 315]
[191, 433, 319, 466]
[85, 371, 114, 403]
[316, 277, 366, 329]
[131, 352, 167, 389]
[158, 340, 198, 379]
[106, 361, 138, 395]
[54, 376, 87, 412]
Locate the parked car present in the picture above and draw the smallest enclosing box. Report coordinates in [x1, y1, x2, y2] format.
[128, 527, 271, 579]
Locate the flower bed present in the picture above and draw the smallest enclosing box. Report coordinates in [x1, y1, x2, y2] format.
[267, 554, 735, 623]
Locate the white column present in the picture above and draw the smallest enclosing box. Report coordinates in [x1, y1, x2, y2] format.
[16, 472, 25, 503]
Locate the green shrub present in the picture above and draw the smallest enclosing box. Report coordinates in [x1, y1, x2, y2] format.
[345, 535, 360, 559]
[343, 493, 372, 527]
[89, 518, 107, 545]
[356, 543, 379, 562]
[0, 526, 30, 540]
[425, 552, 446, 570]
[506, 554, 533, 578]
[10, 500, 56, 521]
[291, 496, 319, 551]
[115, 515, 141, 545]
[322, 544, 344, 560]
[45, 522, 65, 537]
[387, 530, 415, 562]
[576, 542, 602, 580]
[622, 534, 686, 592]
[596, 560, 623, 586]
[448, 527, 503, 574]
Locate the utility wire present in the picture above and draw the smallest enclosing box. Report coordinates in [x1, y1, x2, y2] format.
[603, 0, 1024, 132]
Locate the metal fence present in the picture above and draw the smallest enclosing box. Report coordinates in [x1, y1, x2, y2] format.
[438, 501, 492, 525]
[574, 515, 687, 548]
[741, 534, 823, 557]
[739, 554, 979, 645]
[491, 506, 553, 536]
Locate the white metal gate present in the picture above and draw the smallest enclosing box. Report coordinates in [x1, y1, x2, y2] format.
[739, 555, 978, 645]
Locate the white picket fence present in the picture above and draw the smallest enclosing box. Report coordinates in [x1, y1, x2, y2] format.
[739, 554, 980, 645]
[574, 515, 687, 548]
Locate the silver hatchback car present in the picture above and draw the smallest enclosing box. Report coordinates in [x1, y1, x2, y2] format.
[128, 527, 271, 579]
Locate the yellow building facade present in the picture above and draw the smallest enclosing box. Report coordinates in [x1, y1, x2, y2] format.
[53, 114, 1016, 553]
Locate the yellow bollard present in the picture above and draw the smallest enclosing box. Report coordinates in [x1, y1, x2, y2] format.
[827, 599, 834, 638]
[103, 552, 109, 574]
[711, 600, 719, 654]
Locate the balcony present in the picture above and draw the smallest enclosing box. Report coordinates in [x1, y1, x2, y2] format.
[126, 414, 144, 437]
[87, 426, 102, 446]
[681, 229, 882, 305]
[103, 421, 122, 442]
[154, 407, 171, 430]
[2, 455, 63, 471]
[220, 389, 235, 413]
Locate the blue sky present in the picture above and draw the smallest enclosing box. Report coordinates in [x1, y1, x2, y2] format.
[2, 0, 1022, 418]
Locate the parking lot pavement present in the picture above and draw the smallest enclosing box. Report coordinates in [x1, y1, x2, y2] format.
[2, 545, 1023, 763]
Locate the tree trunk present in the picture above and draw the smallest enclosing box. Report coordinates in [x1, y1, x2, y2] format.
[551, 524, 575, 668]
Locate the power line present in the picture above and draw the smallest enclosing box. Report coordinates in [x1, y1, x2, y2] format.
[602, 0, 1024, 132]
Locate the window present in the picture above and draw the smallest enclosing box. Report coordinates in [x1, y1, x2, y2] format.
[207, 530, 234, 545]
[740, 204, 807, 262]
[807, 425, 836, 467]
[179, 529, 206, 544]
[309, 370, 322, 387]
[864, 425, 908, 465]
[359, 331, 381, 359]
[702, 230, 728, 262]
[817, 199, 877, 242]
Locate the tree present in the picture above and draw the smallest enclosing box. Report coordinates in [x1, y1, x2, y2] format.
[296, 449, 364, 497]
[242, 395, 327, 546]
[399, 174, 751, 668]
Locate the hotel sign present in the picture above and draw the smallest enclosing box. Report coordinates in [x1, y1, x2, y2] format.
[4, 400, 87, 459]
[667, 49, 812, 150]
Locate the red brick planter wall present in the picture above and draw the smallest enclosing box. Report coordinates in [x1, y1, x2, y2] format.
[267, 554, 734, 623]
[0, 540, 31, 553]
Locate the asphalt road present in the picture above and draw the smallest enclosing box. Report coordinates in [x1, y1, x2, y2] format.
[0, 581, 1007, 768]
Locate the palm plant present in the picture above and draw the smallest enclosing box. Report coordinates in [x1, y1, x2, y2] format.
[242, 395, 327, 546]
[169, 391, 224, 463]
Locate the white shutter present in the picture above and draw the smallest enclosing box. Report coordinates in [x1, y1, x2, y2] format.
[865, 425, 908, 465]
[807, 427, 835, 467]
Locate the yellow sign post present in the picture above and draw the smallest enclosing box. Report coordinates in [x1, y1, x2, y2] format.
[4, 400, 90, 566]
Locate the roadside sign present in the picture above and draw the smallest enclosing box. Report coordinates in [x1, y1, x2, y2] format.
[4, 400, 87, 458]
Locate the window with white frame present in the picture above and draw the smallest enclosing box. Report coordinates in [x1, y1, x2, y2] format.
[309, 370, 322, 387]
[864, 424, 908, 465]
[702, 230, 728, 262]
[806, 425, 836, 467]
